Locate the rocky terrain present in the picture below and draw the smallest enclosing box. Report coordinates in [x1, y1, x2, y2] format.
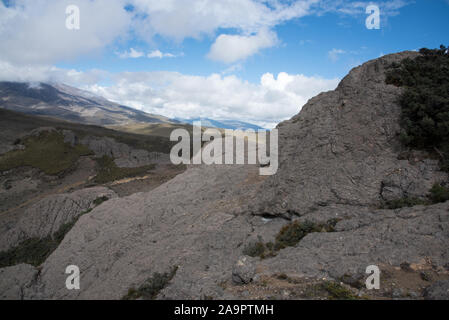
[0, 51, 448, 300]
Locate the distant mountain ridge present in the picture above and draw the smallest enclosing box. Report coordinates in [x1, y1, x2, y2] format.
[176, 117, 265, 130]
[0, 81, 176, 126]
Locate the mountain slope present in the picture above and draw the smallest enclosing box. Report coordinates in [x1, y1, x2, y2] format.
[176, 117, 265, 130]
[0, 82, 175, 126]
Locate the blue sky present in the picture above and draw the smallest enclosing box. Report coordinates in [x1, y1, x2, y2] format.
[1, 0, 448, 127]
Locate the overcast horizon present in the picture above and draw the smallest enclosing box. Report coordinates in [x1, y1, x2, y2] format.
[1, 0, 448, 128]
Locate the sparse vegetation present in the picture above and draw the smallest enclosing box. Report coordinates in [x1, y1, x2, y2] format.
[381, 183, 449, 209]
[274, 220, 323, 250]
[122, 266, 178, 300]
[0, 130, 92, 175]
[243, 220, 338, 259]
[319, 281, 358, 300]
[0, 218, 79, 268]
[386, 45, 449, 172]
[381, 197, 429, 209]
[429, 183, 449, 203]
[304, 280, 358, 300]
[242, 240, 267, 258]
[94, 155, 155, 184]
[0, 198, 106, 268]
[93, 196, 109, 206]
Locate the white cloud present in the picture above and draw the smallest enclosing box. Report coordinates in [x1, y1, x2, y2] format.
[129, 0, 318, 62]
[0, 0, 131, 65]
[0, 0, 412, 65]
[117, 48, 179, 59]
[0, 59, 108, 85]
[147, 50, 177, 59]
[117, 48, 145, 59]
[207, 29, 278, 63]
[130, 0, 318, 41]
[328, 48, 346, 62]
[85, 71, 339, 128]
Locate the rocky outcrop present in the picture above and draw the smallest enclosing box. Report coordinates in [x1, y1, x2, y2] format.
[0, 187, 117, 252]
[79, 135, 170, 167]
[251, 51, 447, 218]
[1, 51, 448, 300]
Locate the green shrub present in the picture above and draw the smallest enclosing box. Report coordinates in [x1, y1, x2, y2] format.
[386, 45, 449, 172]
[122, 266, 178, 300]
[242, 220, 338, 259]
[319, 281, 358, 300]
[380, 183, 449, 209]
[0, 202, 99, 268]
[429, 183, 449, 203]
[93, 196, 109, 206]
[274, 220, 323, 250]
[382, 197, 429, 209]
[94, 155, 155, 184]
[0, 217, 81, 268]
[242, 241, 267, 258]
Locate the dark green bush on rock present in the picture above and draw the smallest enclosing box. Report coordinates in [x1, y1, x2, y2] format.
[386, 45, 449, 172]
[122, 266, 178, 300]
[429, 183, 449, 203]
[242, 220, 338, 259]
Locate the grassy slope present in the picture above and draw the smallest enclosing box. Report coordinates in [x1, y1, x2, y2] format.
[0, 131, 92, 175]
[0, 108, 176, 154]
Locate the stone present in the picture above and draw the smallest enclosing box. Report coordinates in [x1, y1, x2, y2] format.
[232, 256, 256, 285]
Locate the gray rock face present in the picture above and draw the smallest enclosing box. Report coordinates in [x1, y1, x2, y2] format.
[0, 264, 37, 300]
[22, 165, 261, 299]
[251, 51, 447, 218]
[424, 280, 449, 300]
[1, 51, 448, 300]
[79, 135, 170, 167]
[0, 187, 117, 252]
[258, 202, 449, 281]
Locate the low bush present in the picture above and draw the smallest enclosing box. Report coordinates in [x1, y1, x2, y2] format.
[429, 183, 449, 203]
[381, 183, 449, 209]
[319, 281, 358, 300]
[94, 155, 155, 184]
[242, 220, 338, 259]
[122, 266, 178, 300]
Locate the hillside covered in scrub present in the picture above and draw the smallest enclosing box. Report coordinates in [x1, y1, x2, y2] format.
[1, 49, 449, 300]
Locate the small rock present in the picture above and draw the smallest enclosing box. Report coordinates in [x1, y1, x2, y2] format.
[392, 288, 404, 299]
[232, 256, 256, 285]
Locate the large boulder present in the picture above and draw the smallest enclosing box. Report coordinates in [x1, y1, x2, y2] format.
[79, 135, 170, 168]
